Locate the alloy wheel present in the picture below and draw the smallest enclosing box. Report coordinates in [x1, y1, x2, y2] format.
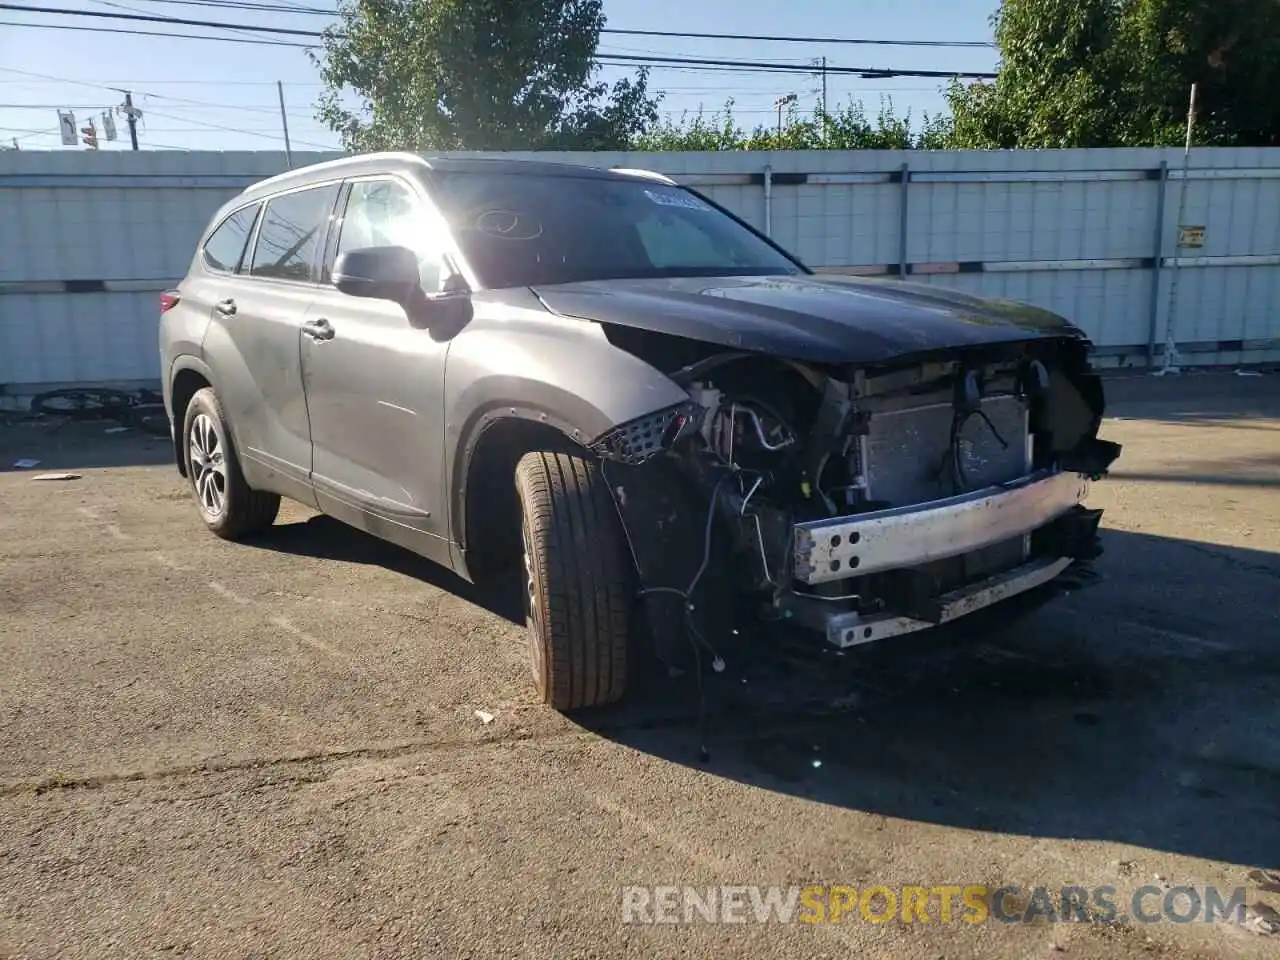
[188, 412, 227, 518]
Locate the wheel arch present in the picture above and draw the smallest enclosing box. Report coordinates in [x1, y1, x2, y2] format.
[454, 411, 576, 580]
[167, 355, 217, 477]
[443, 317, 691, 577]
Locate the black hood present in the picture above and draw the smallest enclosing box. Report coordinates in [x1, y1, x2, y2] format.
[532, 274, 1087, 365]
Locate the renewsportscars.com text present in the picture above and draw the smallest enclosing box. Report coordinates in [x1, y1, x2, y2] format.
[620, 884, 1248, 926]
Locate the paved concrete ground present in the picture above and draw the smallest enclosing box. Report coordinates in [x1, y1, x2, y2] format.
[1, 373, 1278, 959]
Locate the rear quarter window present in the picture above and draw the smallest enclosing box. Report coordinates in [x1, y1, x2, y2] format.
[201, 204, 260, 273]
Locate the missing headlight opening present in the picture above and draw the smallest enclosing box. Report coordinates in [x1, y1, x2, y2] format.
[591, 341, 1120, 656]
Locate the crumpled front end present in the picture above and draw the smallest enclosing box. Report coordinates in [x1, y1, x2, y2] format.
[588, 327, 1120, 652]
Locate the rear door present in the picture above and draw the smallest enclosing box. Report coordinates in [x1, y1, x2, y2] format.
[299, 174, 455, 562]
[164, 199, 260, 404]
[202, 181, 341, 504]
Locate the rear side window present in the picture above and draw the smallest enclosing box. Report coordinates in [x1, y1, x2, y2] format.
[248, 184, 339, 283]
[202, 204, 259, 273]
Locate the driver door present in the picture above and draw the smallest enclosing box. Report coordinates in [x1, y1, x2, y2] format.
[299, 175, 455, 565]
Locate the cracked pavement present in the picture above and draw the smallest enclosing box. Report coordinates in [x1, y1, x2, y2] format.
[1, 372, 1278, 958]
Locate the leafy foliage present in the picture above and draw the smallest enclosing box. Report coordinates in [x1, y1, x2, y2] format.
[313, 0, 660, 151]
[947, 0, 1280, 148]
[313, 0, 1279, 153]
[633, 98, 953, 151]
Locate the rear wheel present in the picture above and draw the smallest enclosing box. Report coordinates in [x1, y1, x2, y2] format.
[515, 450, 633, 711]
[182, 387, 280, 540]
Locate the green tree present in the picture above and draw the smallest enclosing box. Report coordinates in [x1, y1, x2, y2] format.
[312, 0, 660, 151]
[948, 0, 1280, 148]
[633, 97, 951, 151]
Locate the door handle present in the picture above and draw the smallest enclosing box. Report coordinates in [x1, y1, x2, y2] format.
[215, 298, 237, 317]
[302, 317, 335, 341]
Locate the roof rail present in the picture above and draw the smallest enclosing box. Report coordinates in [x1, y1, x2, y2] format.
[244, 151, 426, 194]
[609, 167, 677, 185]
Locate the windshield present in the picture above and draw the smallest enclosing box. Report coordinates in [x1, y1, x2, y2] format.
[428, 172, 803, 288]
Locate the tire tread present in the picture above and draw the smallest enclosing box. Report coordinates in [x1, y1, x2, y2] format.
[516, 450, 630, 710]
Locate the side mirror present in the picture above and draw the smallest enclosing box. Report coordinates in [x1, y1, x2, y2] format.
[421, 282, 474, 340]
[333, 245, 420, 305]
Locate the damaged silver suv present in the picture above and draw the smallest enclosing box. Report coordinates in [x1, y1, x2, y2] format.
[160, 152, 1120, 711]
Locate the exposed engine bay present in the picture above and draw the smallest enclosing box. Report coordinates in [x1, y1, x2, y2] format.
[589, 332, 1121, 655]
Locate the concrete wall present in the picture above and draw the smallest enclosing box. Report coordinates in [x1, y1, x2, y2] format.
[2, 146, 1279, 400]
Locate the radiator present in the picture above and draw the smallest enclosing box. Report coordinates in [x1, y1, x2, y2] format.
[862, 393, 1030, 508]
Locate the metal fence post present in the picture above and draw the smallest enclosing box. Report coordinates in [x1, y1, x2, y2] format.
[763, 164, 773, 238]
[1145, 160, 1169, 368]
[898, 161, 910, 278]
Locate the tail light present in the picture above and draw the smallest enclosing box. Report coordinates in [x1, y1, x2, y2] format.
[159, 290, 181, 313]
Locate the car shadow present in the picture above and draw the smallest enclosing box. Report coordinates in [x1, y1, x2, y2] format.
[241, 507, 1280, 869]
[575, 527, 1280, 871]
[249, 513, 526, 626]
[0, 419, 174, 472]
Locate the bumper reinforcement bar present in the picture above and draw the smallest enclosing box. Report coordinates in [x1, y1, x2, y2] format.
[823, 555, 1074, 648]
[793, 469, 1090, 585]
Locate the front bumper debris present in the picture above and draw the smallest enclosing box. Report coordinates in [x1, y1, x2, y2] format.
[792, 469, 1091, 585]
[821, 555, 1073, 648]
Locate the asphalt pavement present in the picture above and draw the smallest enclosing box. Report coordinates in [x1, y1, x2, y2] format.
[1, 371, 1278, 959]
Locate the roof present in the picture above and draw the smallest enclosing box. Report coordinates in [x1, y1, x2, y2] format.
[240, 151, 673, 201]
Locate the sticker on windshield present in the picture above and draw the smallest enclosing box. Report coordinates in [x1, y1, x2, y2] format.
[473, 208, 543, 240]
[643, 188, 711, 211]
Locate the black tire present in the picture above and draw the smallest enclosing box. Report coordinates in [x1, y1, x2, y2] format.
[182, 387, 280, 540]
[515, 450, 634, 711]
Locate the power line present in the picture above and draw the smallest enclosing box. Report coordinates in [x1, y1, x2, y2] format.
[111, 0, 309, 8]
[604, 27, 991, 48]
[141, 106, 334, 148]
[0, 66, 316, 118]
[0, 73, 323, 86]
[0, 3, 326, 34]
[0, 18, 312, 45]
[0, 102, 119, 108]
[114, 0, 998, 48]
[0, 8, 996, 78]
[0, 65, 336, 148]
[2, 3, 998, 63]
[599, 53, 992, 79]
[655, 85, 941, 94]
[0, 64, 124, 91]
[84, 0, 266, 42]
[4, 125, 193, 148]
[96, 79, 327, 85]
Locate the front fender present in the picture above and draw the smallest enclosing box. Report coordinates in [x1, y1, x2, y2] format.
[443, 293, 691, 543]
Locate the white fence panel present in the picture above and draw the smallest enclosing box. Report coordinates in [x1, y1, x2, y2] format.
[2, 146, 1280, 400]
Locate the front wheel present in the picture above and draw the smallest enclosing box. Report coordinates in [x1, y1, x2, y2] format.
[515, 450, 634, 711]
[182, 387, 280, 540]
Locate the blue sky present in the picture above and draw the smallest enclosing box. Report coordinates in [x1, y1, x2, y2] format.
[0, 0, 997, 152]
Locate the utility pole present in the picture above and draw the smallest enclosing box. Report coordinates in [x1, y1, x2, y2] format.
[277, 80, 293, 169]
[773, 92, 797, 138]
[111, 89, 139, 149]
[820, 56, 829, 143]
[124, 92, 138, 150]
[821, 56, 828, 115]
[1157, 83, 1198, 376]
